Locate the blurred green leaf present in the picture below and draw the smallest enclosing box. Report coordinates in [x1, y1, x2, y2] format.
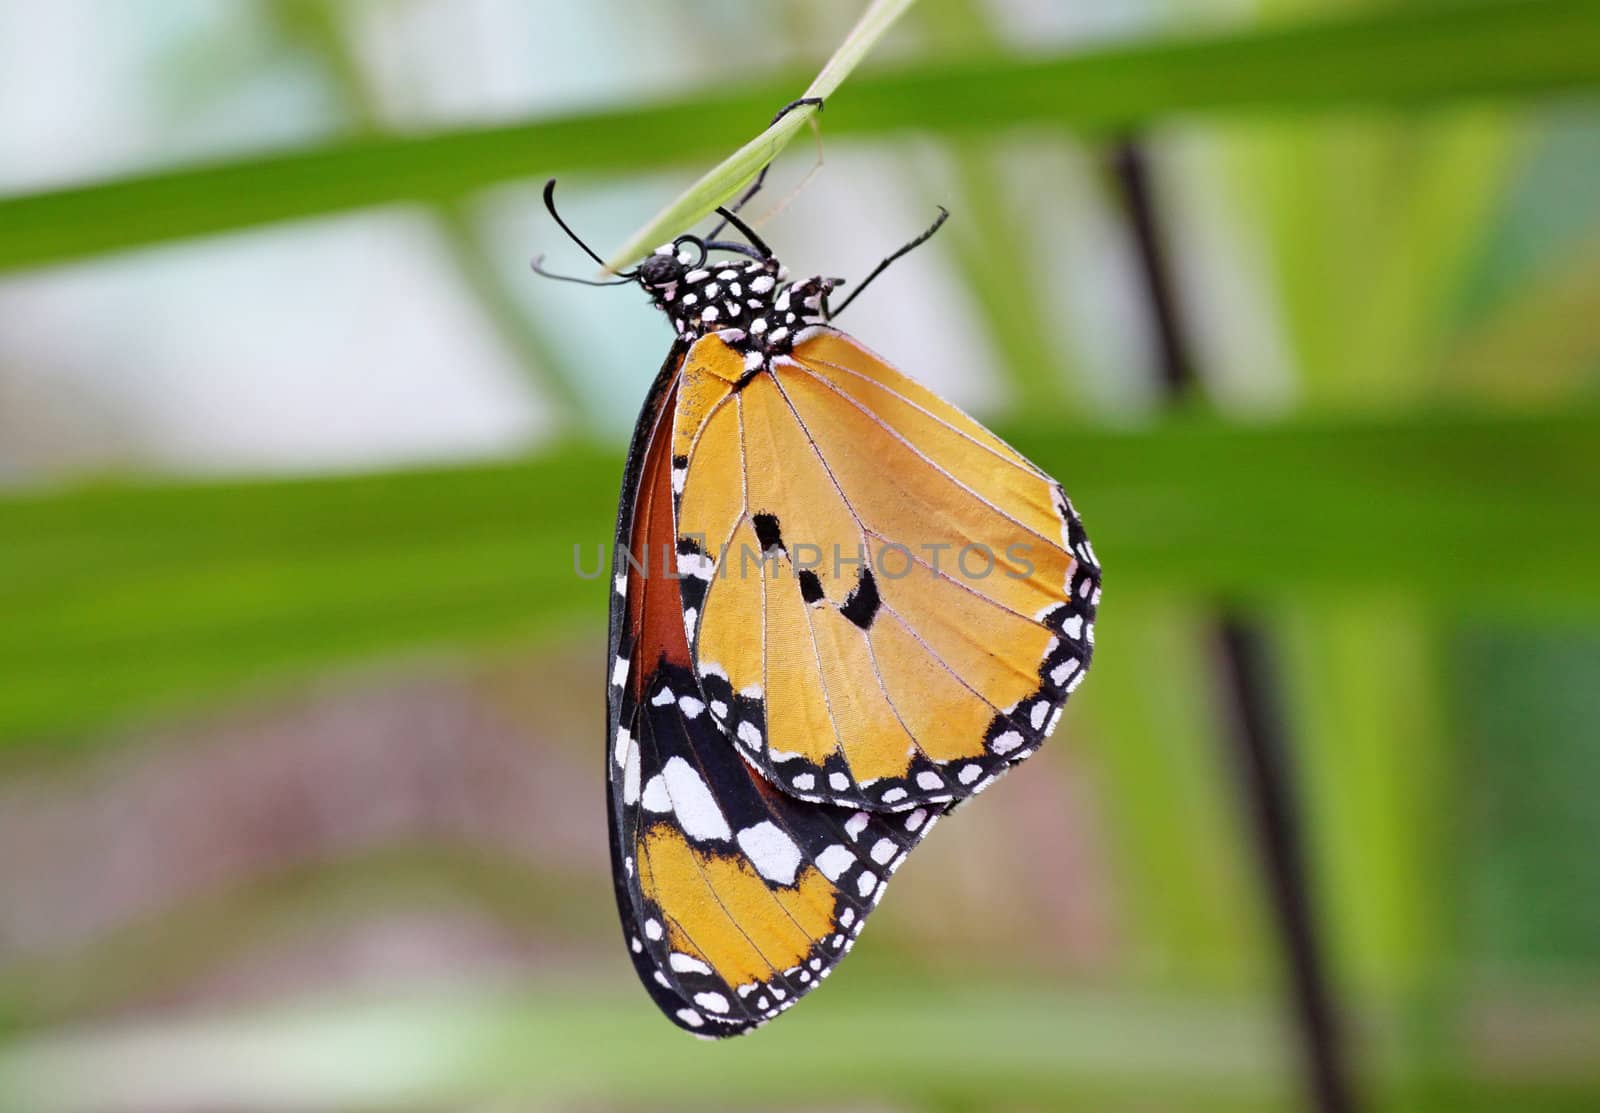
[1444, 222, 1600, 402]
[0, 983, 1289, 1112]
[1078, 601, 1268, 983]
[1, 408, 1596, 748]
[2, 0, 1599, 273]
[2, 977, 1596, 1113]
[1457, 626, 1600, 967]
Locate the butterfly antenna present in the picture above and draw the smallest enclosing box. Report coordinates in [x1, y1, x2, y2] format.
[530, 256, 633, 287]
[828, 207, 950, 320]
[710, 206, 774, 260]
[541, 178, 637, 278]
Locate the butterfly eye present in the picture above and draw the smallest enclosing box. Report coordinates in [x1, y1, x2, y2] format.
[673, 235, 707, 268]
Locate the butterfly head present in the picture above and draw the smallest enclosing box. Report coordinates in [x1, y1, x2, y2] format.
[533, 181, 844, 358]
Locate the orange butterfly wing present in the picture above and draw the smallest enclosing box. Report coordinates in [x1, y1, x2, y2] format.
[674, 327, 1100, 811]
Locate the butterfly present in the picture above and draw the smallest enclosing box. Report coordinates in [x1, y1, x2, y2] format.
[537, 165, 1100, 1037]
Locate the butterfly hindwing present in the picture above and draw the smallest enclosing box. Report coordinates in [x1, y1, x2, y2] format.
[621, 658, 946, 1034]
[673, 327, 1101, 812]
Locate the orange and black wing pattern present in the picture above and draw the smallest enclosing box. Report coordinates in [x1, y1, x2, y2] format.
[672, 327, 1100, 812]
[593, 226, 1101, 1037]
[607, 341, 947, 1036]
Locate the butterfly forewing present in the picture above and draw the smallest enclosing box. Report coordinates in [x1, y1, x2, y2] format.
[674, 327, 1100, 812]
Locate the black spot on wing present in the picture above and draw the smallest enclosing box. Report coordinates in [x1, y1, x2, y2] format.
[752, 512, 784, 555]
[840, 566, 880, 630]
[798, 569, 825, 604]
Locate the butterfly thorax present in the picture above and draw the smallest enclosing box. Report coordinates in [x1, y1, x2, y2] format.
[638, 246, 837, 359]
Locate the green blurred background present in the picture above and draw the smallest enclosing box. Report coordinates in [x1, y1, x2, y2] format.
[1, 1, 1598, 1111]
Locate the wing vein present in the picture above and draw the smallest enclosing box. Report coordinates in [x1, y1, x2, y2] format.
[765, 371, 945, 769]
[784, 356, 1065, 551]
[796, 345, 1050, 482]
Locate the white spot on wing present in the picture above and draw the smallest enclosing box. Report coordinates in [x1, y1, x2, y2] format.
[916, 770, 942, 791]
[844, 812, 870, 840]
[792, 773, 815, 791]
[678, 694, 704, 719]
[870, 838, 897, 865]
[856, 871, 878, 897]
[676, 1007, 705, 1028]
[623, 740, 642, 804]
[694, 992, 730, 1014]
[992, 731, 1024, 754]
[670, 953, 712, 975]
[958, 764, 982, 785]
[662, 756, 731, 841]
[641, 775, 671, 813]
[677, 551, 714, 579]
[815, 844, 854, 881]
[738, 821, 802, 885]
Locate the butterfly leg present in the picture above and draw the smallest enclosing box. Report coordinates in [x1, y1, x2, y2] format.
[706, 97, 825, 241]
[826, 207, 950, 320]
